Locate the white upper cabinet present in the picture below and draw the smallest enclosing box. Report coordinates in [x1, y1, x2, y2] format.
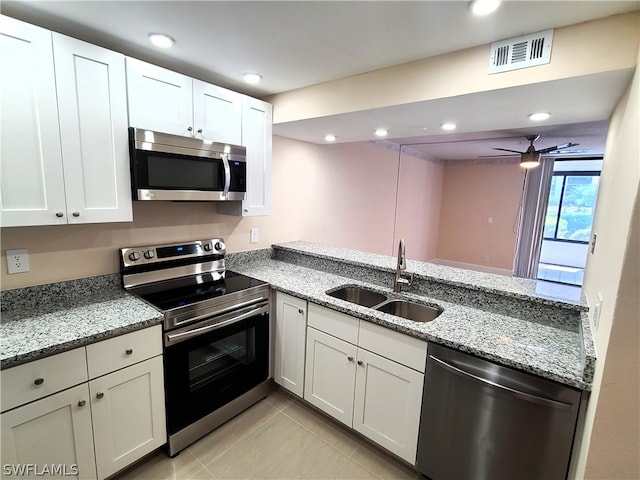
[126, 58, 242, 145]
[0, 15, 132, 227]
[193, 80, 242, 145]
[53, 34, 132, 224]
[0, 16, 67, 226]
[125, 58, 193, 137]
[218, 96, 272, 217]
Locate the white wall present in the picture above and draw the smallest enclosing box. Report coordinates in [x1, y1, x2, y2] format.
[577, 45, 640, 478]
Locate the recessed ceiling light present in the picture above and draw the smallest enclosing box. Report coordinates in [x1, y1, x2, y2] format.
[529, 112, 551, 122]
[470, 0, 501, 16]
[243, 73, 262, 85]
[148, 33, 174, 49]
[441, 122, 457, 131]
[375, 128, 388, 137]
[324, 134, 336, 142]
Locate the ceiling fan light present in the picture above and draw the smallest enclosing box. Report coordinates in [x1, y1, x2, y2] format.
[520, 151, 540, 169]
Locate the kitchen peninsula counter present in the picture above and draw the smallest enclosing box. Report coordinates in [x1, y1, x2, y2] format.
[229, 242, 595, 391]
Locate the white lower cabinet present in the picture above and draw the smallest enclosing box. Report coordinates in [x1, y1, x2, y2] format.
[274, 293, 308, 397]
[1, 384, 97, 479]
[303, 302, 427, 465]
[0, 325, 166, 480]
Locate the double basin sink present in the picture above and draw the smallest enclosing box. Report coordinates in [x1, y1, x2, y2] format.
[326, 286, 442, 323]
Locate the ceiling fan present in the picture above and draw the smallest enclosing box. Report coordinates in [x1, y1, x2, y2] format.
[490, 135, 580, 169]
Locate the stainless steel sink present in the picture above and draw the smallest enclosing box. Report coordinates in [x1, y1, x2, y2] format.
[375, 299, 443, 323]
[326, 286, 388, 307]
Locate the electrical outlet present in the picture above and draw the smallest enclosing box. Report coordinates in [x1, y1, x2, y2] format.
[6, 249, 30, 274]
[483, 255, 489, 263]
[487, 216, 493, 224]
[250, 228, 259, 244]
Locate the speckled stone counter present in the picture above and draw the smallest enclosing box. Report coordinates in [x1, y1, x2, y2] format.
[1, 274, 162, 369]
[229, 243, 595, 390]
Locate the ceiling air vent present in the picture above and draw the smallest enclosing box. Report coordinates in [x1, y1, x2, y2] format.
[489, 29, 554, 74]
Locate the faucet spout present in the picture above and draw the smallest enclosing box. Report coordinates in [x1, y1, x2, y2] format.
[393, 239, 413, 293]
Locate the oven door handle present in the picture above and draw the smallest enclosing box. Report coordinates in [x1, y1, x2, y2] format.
[165, 304, 268, 346]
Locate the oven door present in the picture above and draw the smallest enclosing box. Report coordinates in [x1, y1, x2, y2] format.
[163, 302, 269, 436]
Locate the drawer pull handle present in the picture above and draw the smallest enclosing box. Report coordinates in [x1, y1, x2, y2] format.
[125, 348, 133, 355]
[78, 400, 86, 407]
[347, 356, 354, 362]
[34, 378, 44, 386]
[357, 360, 363, 366]
[96, 392, 104, 399]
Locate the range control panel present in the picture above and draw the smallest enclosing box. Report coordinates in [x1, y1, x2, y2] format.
[120, 238, 226, 268]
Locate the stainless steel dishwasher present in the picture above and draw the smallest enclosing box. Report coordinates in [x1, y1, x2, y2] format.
[416, 343, 582, 480]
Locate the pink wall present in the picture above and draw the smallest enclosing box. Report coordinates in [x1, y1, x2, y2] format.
[299, 141, 399, 255]
[394, 149, 444, 261]
[436, 162, 525, 270]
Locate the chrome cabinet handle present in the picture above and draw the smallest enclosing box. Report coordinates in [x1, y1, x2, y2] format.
[72, 211, 80, 217]
[298, 309, 304, 314]
[357, 360, 363, 366]
[34, 378, 44, 386]
[187, 126, 193, 132]
[96, 392, 104, 399]
[56, 212, 64, 218]
[125, 348, 133, 355]
[197, 128, 203, 134]
[347, 356, 354, 362]
[78, 400, 86, 407]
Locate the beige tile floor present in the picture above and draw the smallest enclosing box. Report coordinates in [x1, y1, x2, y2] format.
[113, 386, 421, 480]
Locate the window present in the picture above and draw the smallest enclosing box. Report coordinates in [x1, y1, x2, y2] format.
[544, 171, 600, 243]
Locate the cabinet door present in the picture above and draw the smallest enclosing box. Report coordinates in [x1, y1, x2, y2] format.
[0, 15, 67, 227]
[126, 58, 193, 137]
[53, 34, 132, 224]
[241, 96, 272, 216]
[192, 80, 242, 145]
[90, 356, 166, 479]
[1, 383, 97, 479]
[353, 348, 424, 464]
[304, 327, 357, 427]
[274, 293, 307, 397]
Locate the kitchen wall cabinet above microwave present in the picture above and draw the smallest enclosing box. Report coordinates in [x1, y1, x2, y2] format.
[0, 15, 132, 227]
[126, 58, 243, 145]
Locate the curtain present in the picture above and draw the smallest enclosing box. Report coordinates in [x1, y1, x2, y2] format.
[513, 158, 555, 278]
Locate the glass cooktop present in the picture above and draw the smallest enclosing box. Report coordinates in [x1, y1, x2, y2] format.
[129, 271, 267, 311]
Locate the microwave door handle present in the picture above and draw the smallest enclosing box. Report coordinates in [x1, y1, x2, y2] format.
[221, 153, 231, 198]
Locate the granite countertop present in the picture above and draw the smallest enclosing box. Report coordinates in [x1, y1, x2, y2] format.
[0, 275, 162, 369]
[229, 244, 594, 391]
[273, 241, 588, 310]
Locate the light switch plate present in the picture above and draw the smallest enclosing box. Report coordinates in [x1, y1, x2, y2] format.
[593, 293, 603, 331]
[6, 248, 30, 274]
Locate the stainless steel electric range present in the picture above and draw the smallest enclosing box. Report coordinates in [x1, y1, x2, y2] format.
[120, 238, 270, 456]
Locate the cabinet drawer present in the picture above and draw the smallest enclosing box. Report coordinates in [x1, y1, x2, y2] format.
[358, 321, 427, 372]
[86, 325, 162, 379]
[1, 347, 88, 412]
[308, 303, 359, 344]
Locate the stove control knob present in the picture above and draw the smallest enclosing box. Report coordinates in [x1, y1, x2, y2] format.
[215, 241, 225, 251]
[203, 243, 212, 252]
[144, 250, 155, 260]
[128, 252, 140, 262]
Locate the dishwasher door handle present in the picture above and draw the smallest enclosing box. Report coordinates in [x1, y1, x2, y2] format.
[428, 355, 574, 411]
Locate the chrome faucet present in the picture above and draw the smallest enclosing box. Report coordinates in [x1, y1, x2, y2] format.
[393, 239, 414, 293]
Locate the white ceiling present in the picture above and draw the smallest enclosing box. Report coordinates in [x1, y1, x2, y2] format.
[3, 0, 638, 160]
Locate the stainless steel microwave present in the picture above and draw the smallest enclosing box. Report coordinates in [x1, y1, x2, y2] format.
[129, 128, 247, 201]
